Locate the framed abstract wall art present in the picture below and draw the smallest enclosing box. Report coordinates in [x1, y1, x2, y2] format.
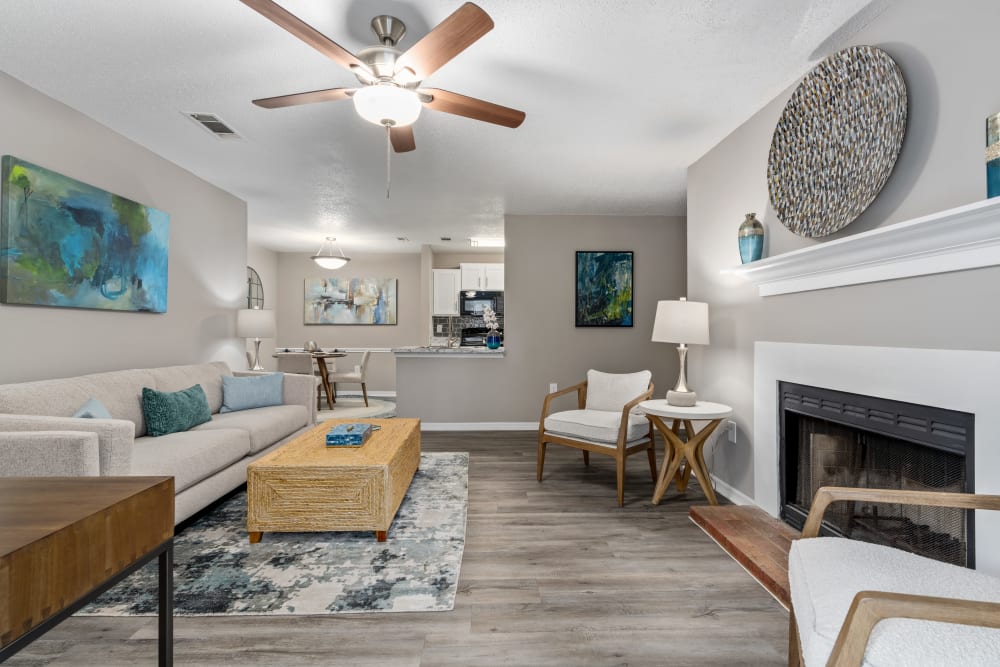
[304, 277, 397, 325]
[0, 156, 169, 312]
[575, 251, 633, 327]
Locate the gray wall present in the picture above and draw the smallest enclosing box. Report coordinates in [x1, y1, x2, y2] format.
[686, 0, 1000, 498]
[0, 72, 247, 384]
[275, 251, 424, 392]
[397, 215, 687, 421]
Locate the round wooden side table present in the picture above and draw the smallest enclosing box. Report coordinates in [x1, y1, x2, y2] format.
[637, 400, 733, 505]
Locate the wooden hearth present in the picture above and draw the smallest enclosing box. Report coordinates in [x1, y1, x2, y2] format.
[689, 504, 797, 609]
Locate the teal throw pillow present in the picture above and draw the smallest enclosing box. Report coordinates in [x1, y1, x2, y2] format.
[141, 384, 211, 437]
[220, 372, 284, 413]
[73, 397, 113, 419]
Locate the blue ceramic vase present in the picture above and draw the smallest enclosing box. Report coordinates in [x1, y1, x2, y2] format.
[987, 113, 1000, 199]
[486, 332, 501, 349]
[738, 212, 764, 264]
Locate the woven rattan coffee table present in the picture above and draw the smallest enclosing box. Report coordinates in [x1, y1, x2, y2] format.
[247, 418, 420, 543]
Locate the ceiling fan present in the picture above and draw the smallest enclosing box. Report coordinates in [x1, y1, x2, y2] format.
[240, 0, 526, 154]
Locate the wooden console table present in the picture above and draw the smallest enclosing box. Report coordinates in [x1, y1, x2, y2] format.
[0, 477, 175, 665]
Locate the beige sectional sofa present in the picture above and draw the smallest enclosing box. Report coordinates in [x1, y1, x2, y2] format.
[0, 362, 316, 523]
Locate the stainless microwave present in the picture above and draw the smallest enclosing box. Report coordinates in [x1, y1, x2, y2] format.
[459, 291, 502, 316]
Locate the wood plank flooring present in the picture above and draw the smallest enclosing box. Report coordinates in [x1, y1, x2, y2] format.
[6, 431, 788, 666]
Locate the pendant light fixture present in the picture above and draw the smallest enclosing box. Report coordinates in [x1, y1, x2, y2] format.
[311, 237, 351, 270]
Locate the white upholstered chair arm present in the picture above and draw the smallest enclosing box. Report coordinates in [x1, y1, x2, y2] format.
[0, 414, 133, 475]
[826, 590, 1000, 667]
[0, 430, 101, 476]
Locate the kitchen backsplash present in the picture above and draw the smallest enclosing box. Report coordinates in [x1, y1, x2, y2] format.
[432, 313, 505, 336]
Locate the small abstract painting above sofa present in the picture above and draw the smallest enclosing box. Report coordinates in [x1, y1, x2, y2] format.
[576, 251, 633, 327]
[0, 155, 169, 312]
[304, 277, 397, 325]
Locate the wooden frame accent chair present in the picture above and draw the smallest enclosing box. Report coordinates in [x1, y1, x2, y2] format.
[537, 369, 656, 507]
[788, 486, 1000, 667]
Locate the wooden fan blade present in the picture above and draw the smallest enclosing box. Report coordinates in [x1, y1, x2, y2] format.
[390, 126, 416, 153]
[421, 88, 525, 128]
[252, 87, 355, 109]
[395, 3, 493, 81]
[240, 0, 366, 72]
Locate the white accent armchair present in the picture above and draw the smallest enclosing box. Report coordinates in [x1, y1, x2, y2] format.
[537, 369, 655, 507]
[789, 486, 1000, 666]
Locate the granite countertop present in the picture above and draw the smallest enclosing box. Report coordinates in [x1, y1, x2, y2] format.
[392, 346, 505, 356]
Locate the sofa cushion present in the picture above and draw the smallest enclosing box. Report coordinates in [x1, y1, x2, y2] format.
[147, 362, 231, 414]
[544, 409, 650, 445]
[789, 537, 1000, 667]
[0, 368, 156, 437]
[220, 373, 284, 413]
[142, 385, 212, 437]
[194, 404, 309, 454]
[131, 428, 251, 493]
[585, 369, 651, 412]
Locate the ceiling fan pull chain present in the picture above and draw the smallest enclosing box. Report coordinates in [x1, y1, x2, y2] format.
[385, 124, 392, 199]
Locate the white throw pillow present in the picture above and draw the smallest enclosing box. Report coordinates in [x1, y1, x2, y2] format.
[585, 369, 651, 412]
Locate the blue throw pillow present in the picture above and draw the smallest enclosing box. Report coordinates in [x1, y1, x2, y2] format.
[73, 397, 113, 419]
[141, 384, 212, 437]
[220, 373, 284, 413]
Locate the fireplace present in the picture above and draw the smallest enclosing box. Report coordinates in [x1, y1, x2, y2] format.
[779, 382, 975, 567]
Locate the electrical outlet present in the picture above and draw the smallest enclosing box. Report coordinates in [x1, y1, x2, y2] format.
[727, 420, 737, 443]
[549, 382, 558, 393]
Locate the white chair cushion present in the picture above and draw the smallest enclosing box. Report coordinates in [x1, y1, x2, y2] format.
[544, 409, 650, 445]
[789, 537, 1000, 667]
[585, 369, 651, 412]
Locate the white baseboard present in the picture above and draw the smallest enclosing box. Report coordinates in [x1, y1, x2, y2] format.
[421, 422, 539, 431]
[709, 474, 758, 507]
[333, 390, 396, 399]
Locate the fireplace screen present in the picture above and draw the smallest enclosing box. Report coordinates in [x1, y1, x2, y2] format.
[780, 383, 974, 567]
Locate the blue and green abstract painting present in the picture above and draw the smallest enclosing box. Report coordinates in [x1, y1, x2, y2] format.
[0, 156, 169, 312]
[575, 251, 633, 327]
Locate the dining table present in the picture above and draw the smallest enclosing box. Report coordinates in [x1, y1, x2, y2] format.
[272, 350, 347, 410]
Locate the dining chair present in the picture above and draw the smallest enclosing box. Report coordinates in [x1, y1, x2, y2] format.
[537, 369, 656, 506]
[276, 352, 326, 409]
[327, 350, 372, 407]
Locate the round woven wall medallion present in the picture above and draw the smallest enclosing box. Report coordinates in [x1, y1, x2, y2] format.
[767, 45, 907, 238]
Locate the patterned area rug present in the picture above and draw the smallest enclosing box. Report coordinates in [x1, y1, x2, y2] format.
[82, 452, 467, 615]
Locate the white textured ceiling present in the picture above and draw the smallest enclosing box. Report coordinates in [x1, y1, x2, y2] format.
[0, 0, 880, 254]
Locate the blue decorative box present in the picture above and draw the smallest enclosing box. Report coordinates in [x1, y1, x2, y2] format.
[326, 423, 374, 446]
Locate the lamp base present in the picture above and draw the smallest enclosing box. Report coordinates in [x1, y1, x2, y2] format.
[250, 338, 265, 371]
[667, 390, 697, 407]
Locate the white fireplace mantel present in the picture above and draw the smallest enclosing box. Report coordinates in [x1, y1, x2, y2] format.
[725, 198, 1000, 296]
[754, 342, 1000, 575]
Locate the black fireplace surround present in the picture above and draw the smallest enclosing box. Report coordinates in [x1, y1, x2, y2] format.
[779, 382, 975, 567]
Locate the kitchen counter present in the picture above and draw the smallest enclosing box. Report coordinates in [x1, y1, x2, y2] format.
[392, 346, 505, 357]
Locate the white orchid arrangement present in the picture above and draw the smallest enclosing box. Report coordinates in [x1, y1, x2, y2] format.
[482, 305, 499, 331]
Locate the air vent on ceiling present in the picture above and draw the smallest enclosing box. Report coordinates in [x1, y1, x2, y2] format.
[185, 112, 241, 139]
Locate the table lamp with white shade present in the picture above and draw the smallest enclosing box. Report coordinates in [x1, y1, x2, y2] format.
[237, 308, 276, 371]
[651, 298, 710, 407]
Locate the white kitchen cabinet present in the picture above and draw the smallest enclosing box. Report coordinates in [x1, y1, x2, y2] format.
[460, 263, 504, 291]
[432, 269, 461, 315]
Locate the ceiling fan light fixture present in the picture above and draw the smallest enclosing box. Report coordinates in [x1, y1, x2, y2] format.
[353, 84, 422, 127]
[311, 237, 351, 270]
